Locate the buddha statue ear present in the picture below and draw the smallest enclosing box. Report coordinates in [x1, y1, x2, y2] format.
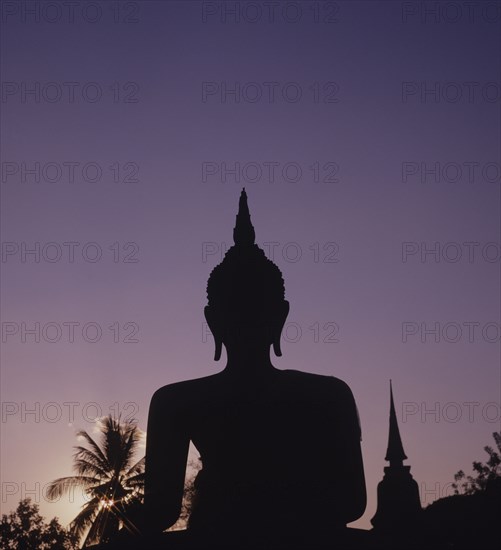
[213, 339, 223, 361]
[272, 300, 290, 357]
[272, 337, 282, 357]
[204, 306, 223, 361]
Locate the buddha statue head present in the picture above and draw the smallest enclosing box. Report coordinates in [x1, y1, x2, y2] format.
[205, 189, 290, 361]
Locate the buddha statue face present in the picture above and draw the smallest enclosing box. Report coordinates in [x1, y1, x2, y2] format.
[205, 189, 290, 361]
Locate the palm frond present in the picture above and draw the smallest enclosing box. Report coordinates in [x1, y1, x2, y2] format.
[73, 447, 112, 478]
[101, 416, 141, 475]
[82, 507, 119, 547]
[84, 479, 121, 501]
[120, 430, 142, 472]
[75, 430, 110, 470]
[46, 476, 101, 500]
[70, 496, 100, 540]
[126, 472, 145, 487]
[124, 456, 145, 478]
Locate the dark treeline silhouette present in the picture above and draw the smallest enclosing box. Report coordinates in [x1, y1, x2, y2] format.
[419, 478, 501, 550]
[0, 499, 78, 550]
[418, 431, 501, 550]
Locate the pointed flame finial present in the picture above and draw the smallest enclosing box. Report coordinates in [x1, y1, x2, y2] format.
[233, 188, 256, 246]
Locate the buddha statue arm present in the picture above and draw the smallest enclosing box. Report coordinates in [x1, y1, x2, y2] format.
[326, 380, 367, 524]
[144, 386, 190, 533]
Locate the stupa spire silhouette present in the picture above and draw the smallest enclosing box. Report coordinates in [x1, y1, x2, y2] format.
[371, 381, 421, 534]
[385, 380, 408, 466]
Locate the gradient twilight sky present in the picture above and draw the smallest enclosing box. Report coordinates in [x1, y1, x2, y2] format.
[1, 0, 500, 533]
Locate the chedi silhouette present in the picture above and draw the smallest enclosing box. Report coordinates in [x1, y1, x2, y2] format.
[144, 190, 367, 548]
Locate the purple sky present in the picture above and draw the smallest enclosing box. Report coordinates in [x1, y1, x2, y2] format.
[1, 0, 500, 532]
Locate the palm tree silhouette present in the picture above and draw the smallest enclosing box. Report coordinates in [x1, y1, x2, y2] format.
[47, 415, 145, 547]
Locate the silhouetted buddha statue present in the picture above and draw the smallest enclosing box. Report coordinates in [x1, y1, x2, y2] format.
[144, 190, 366, 548]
